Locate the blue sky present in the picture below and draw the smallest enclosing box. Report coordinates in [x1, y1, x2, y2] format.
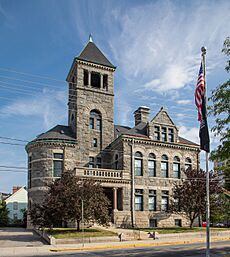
[0, 0, 229, 193]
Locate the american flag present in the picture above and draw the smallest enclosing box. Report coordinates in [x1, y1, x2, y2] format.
[195, 63, 205, 121]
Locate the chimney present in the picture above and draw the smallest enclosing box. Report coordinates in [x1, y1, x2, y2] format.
[12, 186, 21, 194]
[134, 106, 150, 126]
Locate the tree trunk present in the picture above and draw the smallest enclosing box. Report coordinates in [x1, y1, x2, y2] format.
[190, 219, 194, 228]
[77, 220, 80, 231]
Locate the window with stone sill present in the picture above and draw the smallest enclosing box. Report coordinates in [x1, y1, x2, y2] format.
[173, 156, 180, 178]
[148, 153, 156, 177]
[168, 128, 174, 143]
[134, 151, 143, 176]
[92, 138, 97, 147]
[161, 154, 168, 178]
[135, 189, 143, 211]
[185, 157, 192, 171]
[154, 126, 160, 140]
[53, 153, 64, 177]
[89, 157, 94, 168]
[162, 127, 167, 142]
[149, 190, 156, 211]
[161, 190, 169, 211]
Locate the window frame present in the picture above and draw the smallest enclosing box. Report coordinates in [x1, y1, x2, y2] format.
[149, 190, 157, 211]
[161, 155, 169, 178]
[148, 153, 156, 177]
[161, 190, 169, 211]
[134, 152, 143, 176]
[135, 189, 143, 211]
[173, 156, 180, 178]
[53, 152, 64, 177]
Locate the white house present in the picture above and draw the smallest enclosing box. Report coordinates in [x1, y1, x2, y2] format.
[5, 186, 28, 222]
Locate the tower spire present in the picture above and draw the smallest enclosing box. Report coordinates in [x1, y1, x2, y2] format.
[89, 34, 93, 42]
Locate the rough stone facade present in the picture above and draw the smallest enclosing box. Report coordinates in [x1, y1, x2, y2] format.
[26, 38, 200, 228]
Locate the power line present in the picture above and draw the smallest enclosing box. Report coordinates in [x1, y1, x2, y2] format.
[0, 141, 26, 146]
[0, 136, 29, 143]
[0, 67, 65, 83]
[0, 165, 27, 170]
[0, 169, 27, 173]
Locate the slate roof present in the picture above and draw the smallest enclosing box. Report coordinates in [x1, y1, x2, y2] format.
[114, 123, 198, 146]
[32, 125, 76, 142]
[77, 41, 115, 68]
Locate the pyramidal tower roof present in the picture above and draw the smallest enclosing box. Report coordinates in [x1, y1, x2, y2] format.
[77, 35, 115, 68]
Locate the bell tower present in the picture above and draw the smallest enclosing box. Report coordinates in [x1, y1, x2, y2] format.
[66, 35, 116, 167]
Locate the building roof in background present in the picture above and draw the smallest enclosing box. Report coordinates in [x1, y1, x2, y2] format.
[32, 125, 76, 142]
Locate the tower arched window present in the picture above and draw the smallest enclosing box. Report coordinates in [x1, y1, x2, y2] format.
[135, 151, 143, 176]
[185, 158, 192, 171]
[173, 156, 180, 178]
[89, 110, 101, 131]
[161, 154, 168, 178]
[148, 153, 156, 177]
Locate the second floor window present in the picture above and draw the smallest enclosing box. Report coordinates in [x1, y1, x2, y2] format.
[173, 156, 180, 178]
[13, 201, 18, 210]
[161, 154, 168, 178]
[185, 157, 192, 171]
[135, 152, 143, 176]
[148, 153, 156, 177]
[89, 157, 94, 168]
[53, 153, 64, 177]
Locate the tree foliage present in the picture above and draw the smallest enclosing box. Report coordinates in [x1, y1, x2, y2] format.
[29, 172, 110, 230]
[170, 168, 223, 228]
[209, 37, 230, 190]
[0, 200, 9, 226]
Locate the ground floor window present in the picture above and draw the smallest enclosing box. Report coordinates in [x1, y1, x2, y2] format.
[175, 219, 182, 227]
[149, 219, 157, 228]
[135, 189, 143, 211]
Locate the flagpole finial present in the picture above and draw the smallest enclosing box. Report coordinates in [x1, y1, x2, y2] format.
[201, 46, 207, 55]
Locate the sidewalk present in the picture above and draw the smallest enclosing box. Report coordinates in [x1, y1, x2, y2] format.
[1, 231, 229, 256]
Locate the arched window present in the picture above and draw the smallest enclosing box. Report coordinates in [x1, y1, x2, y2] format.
[135, 151, 143, 176]
[161, 154, 168, 178]
[148, 153, 156, 177]
[89, 110, 101, 130]
[185, 157, 192, 171]
[114, 154, 119, 170]
[173, 156, 180, 178]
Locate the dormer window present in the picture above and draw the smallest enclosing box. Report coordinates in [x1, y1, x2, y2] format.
[154, 126, 160, 140]
[168, 128, 174, 143]
[162, 127, 167, 142]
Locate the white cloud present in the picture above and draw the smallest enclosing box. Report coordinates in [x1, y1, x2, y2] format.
[0, 90, 67, 129]
[108, 0, 230, 93]
[176, 99, 192, 105]
[179, 125, 199, 144]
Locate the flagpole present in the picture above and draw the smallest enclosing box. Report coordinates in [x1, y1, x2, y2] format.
[201, 46, 210, 257]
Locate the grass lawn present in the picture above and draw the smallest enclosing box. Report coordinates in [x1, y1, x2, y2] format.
[47, 228, 117, 239]
[133, 227, 230, 234]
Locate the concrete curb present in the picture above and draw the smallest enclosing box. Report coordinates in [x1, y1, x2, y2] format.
[49, 236, 230, 252]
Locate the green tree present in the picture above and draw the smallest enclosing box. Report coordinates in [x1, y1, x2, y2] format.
[29, 172, 110, 230]
[170, 168, 223, 228]
[0, 200, 9, 226]
[209, 37, 230, 190]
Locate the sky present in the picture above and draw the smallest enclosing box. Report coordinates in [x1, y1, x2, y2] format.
[0, 0, 229, 193]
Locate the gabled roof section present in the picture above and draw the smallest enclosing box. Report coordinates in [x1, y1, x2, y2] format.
[77, 41, 115, 68]
[151, 107, 177, 128]
[114, 122, 148, 139]
[5, 186, 27, 203]
[178, 136, 199, 146]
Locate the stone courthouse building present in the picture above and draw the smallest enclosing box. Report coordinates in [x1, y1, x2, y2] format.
[26, 36, 200, 228]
